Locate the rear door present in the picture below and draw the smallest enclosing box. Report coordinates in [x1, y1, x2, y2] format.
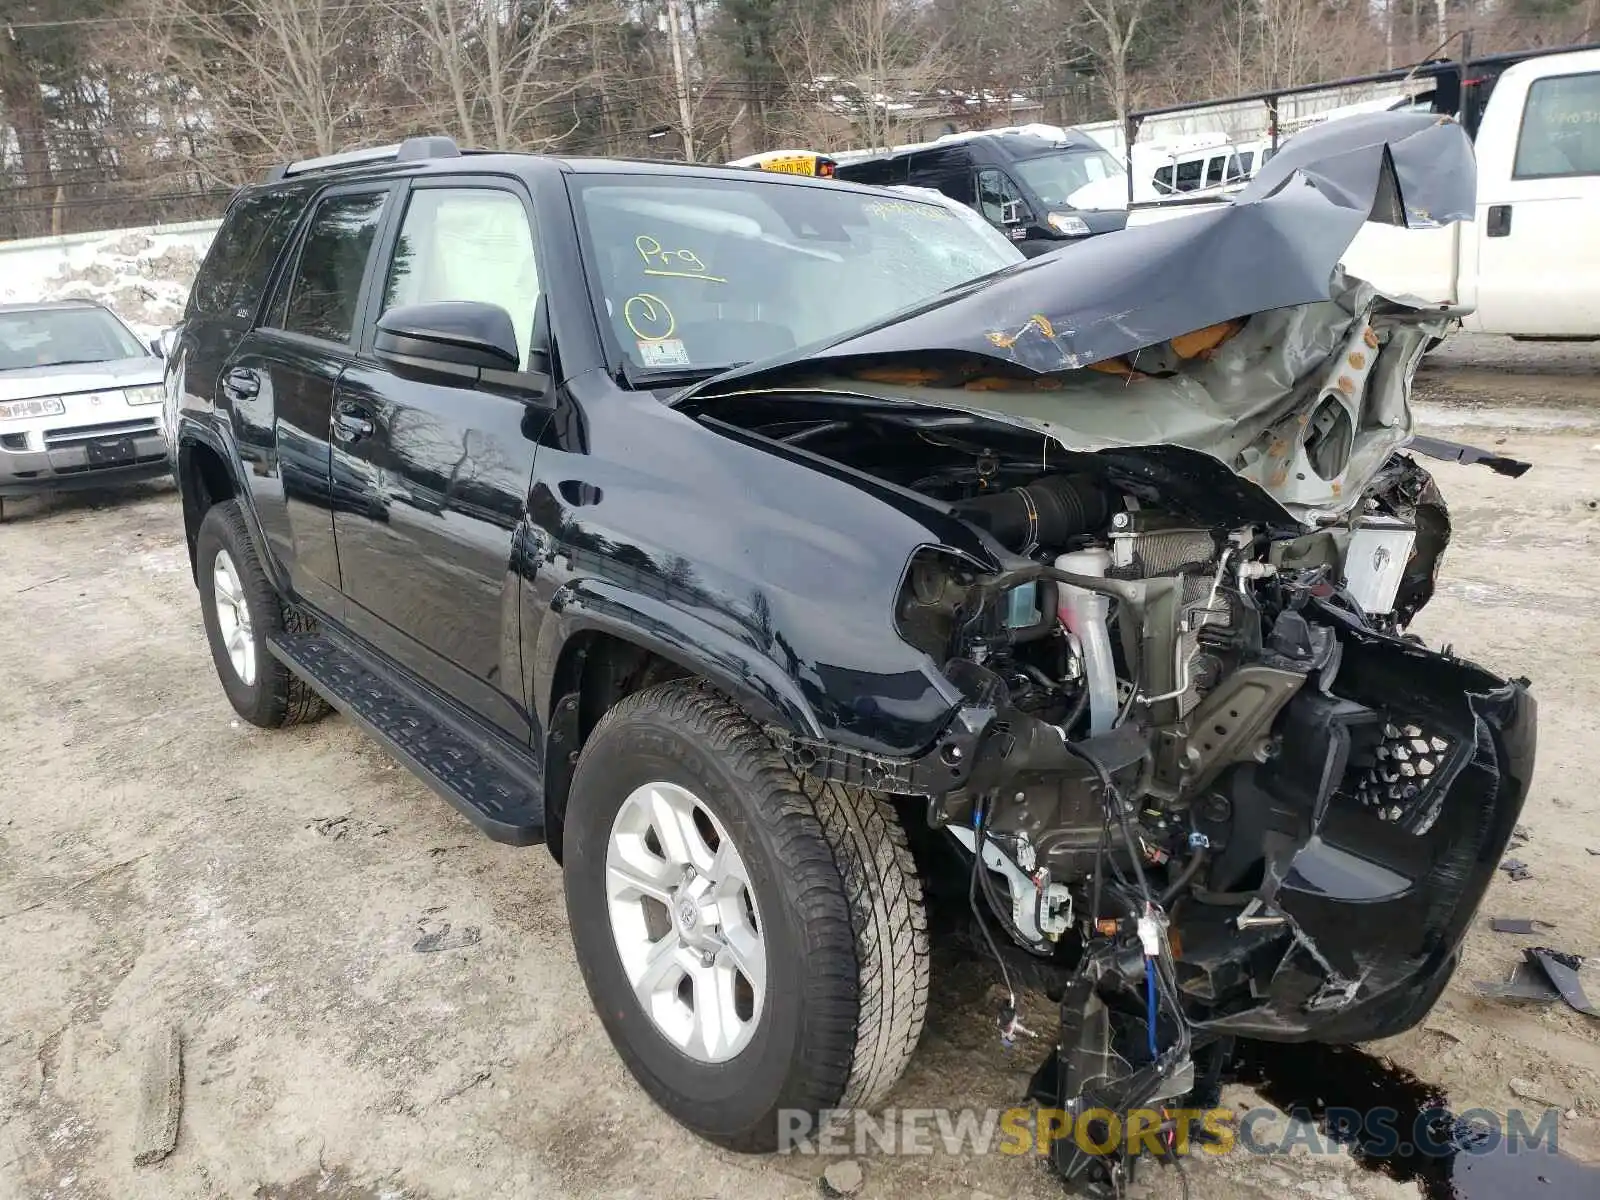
[1470, 57, 1600, 335]
[219, 184, 395, 614]
[329, 177, 546, 741]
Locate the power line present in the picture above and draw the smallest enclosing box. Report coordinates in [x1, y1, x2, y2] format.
[4, 1, 442, 31]
[0, 187, 233, 215]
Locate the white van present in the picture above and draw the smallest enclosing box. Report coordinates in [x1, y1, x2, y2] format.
[1140, 137, 1274, 196]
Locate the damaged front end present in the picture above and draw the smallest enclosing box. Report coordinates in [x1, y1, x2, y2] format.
[679, 111, 1536, 1193]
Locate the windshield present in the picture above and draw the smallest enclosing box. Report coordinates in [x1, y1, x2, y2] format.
[0, 306, 148, 372]
[572, 174, 1022, 376]
[1014, 147, 1125, 207]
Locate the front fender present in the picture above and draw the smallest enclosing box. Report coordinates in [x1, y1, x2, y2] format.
[533, 576, 824, 736]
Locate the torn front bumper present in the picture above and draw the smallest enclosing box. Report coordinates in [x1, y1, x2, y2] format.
[1173, 615, 1536, 1042]
[777, 611, 1536, 1046]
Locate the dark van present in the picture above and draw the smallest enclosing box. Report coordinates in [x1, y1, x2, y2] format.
[833, 130, 1129, 256]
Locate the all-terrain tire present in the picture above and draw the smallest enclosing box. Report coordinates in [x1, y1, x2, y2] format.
[195, 500, 329, 729]
[563, 680, 929, 1152]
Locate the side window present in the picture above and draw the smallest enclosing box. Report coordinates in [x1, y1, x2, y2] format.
[279, 191, 388, 343]
[1174, 158, 1204, 191]
[976, 168, 1025, 225]
[908, 149, 974, 204]
[381, 188, 540, 370]
[1205, 155, 1226, 187]
[188, 190, 299, 321]
[1153, 164, 1175, 194]
[1513, 71, 1600, 179]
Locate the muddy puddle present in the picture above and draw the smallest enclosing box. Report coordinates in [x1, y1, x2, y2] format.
[1231, 1040, 1599, 1199]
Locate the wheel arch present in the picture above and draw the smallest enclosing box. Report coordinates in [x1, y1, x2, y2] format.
[534, 581, 825, 862]
[176, 420, 283, 592]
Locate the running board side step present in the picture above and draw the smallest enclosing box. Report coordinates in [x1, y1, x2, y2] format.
[266, 630, 546, 846]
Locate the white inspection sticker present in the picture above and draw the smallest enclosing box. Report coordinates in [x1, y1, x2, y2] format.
[638, 338, 690, 367]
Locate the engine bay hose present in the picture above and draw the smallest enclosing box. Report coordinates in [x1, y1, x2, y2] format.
[952, 474, 1110, 554]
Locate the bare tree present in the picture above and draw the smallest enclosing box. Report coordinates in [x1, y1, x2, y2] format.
[151, 0, 371, 175]
[1076, 0, 1152, 134]
[0, 24, 57, 236]
[784, 0, 952, 151]
[384, 0, 600, 151]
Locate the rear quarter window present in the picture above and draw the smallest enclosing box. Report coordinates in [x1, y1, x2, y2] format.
[187, 189, 303, 322]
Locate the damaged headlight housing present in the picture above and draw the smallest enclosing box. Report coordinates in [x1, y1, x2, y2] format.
[1046, 211, 1092, 237]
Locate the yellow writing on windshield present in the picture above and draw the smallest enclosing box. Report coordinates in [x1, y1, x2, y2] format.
[864, 199, 953, 221]
[635, 234, 727, 283]
[624, 293, 677, 341]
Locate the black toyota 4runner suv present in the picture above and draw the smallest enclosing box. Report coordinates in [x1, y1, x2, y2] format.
[168, 125, 1534, 1189]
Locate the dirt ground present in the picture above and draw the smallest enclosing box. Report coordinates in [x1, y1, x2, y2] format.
[2, 332, 1597, 1200]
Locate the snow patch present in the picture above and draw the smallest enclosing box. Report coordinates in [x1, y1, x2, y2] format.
[0, 220, 217, 343]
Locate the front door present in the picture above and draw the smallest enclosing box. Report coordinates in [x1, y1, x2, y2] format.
[329, 179, 547, 741]
[1471, 62, 1600, 336]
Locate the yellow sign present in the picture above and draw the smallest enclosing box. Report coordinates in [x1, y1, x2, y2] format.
[749, 152, 837, 177]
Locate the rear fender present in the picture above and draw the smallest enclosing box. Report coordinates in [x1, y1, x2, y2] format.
[176, 415, 286, 594]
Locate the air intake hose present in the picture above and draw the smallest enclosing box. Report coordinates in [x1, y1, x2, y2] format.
[953, 474, 1110, 554]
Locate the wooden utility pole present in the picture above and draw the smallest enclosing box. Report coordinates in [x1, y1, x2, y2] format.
[664, 0, 696, 161]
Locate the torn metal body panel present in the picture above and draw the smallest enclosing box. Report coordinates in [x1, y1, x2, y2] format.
[682, 112, 1477, 526]
[697, 273, 1438, 524]
[682, 111, 1475, 391]
[668, 110, 1532, 1194]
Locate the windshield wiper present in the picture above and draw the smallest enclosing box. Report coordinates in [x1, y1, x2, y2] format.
[623, 362, 751, 392]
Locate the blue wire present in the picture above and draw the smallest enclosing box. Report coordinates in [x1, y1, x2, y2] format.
[1145, 956, 1159, 1061]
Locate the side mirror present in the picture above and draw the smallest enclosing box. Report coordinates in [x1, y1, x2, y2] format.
[375, 301, 521, 374]
[155, 326, 180, 359]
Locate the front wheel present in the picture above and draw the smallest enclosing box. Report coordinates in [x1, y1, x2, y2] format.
[563, 680, 929, 1152]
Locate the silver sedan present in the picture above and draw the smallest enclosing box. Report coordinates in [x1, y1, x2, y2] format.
[0, 300, 169, 521]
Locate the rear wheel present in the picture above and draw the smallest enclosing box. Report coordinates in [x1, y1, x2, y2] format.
[563, 680, 928, 1152]
[196, 500, 329, 728]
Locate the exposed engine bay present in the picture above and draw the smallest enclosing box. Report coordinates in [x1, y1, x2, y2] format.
[674, 109, 1536, 1195]
[684, 290, 1535, 1195]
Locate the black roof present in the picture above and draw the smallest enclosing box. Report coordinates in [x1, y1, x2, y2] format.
[838, 129, 1103, 166]
[237, 138, 922, 210]
[254, 134, 871, 191]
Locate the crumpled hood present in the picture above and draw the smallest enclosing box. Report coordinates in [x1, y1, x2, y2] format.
[681, 110, 1475, 397]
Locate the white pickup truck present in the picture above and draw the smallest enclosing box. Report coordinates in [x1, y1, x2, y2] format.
[1131, 48, 1600, 342]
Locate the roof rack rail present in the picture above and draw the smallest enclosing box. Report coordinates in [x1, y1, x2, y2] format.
[263, 135, 461, 184]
